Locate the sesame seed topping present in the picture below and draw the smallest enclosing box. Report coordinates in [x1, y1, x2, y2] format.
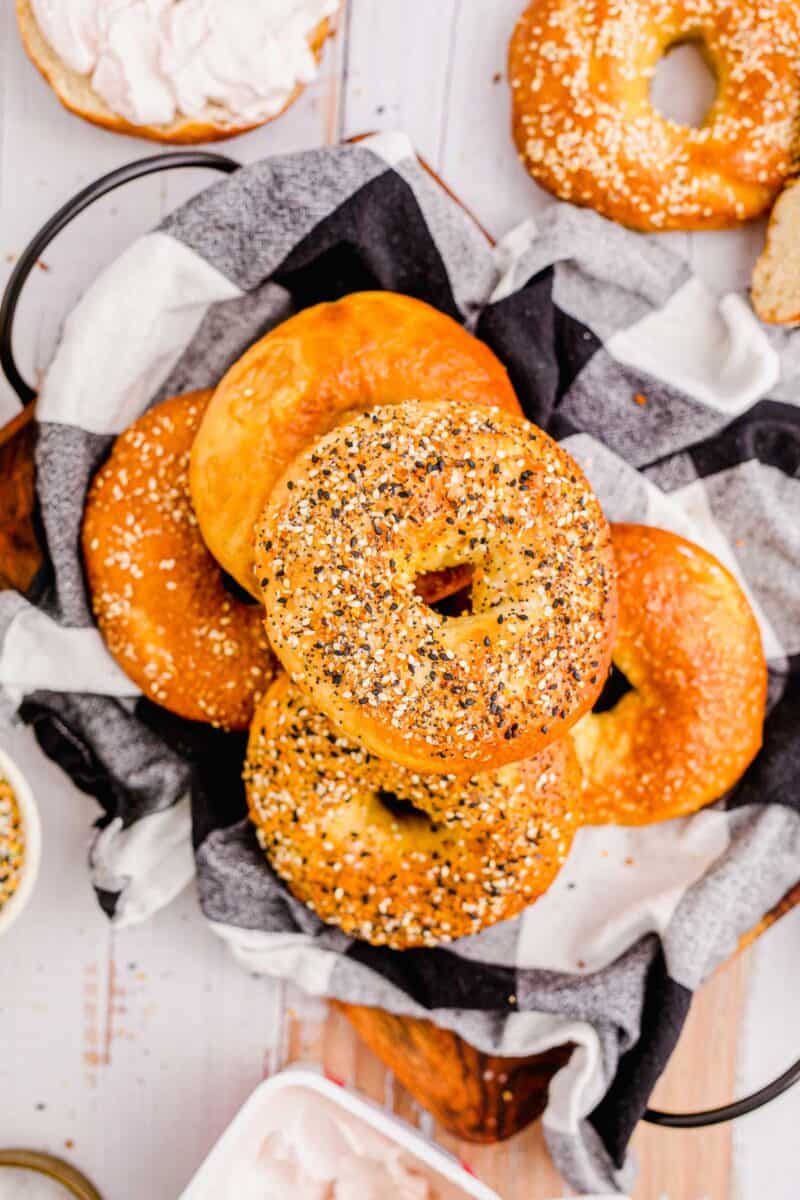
[83, 392, 275, 731]
[509, 0, 800, 230]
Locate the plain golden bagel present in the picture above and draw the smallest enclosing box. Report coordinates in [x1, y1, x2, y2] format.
[246, 675, 582, 949]
[509, 0, 800, 231]
[16, 0, 336, 144]
[572, 523, 767, 825]
[190, 292, 521, 594]
[82, 392, 275, 730]
[257, 399, 617, 774]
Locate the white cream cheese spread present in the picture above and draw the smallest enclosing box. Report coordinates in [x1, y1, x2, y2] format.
[30, 0, 338, 126]
[228, 1088, 434, 1199]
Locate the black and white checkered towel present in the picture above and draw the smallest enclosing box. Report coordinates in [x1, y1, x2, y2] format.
[1, 132, 798, 1195]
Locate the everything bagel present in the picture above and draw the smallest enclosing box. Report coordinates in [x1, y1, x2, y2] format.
[257, 399, 617, 774]
[246, 675, 582, 948]
[190, 291, 521, 594]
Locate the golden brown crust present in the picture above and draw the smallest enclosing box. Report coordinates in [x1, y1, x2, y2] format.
[190, 292, 522, 595]
[257, 400, 617, 774]
[572, 523, 767, 824]
[16, 0, 333, 144]
[246, 675, 582, 949]
[509, 0, 800, 232]
[82, 392, 275, 730]
[752, 177, 800, 325]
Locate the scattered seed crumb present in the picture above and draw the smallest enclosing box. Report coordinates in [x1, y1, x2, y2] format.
[64, 1139, 75, 1150]
[35, 1102, 46, 1111]
[577, 959, 586, 969]
[37, 259, 51, 272]
[624, 856, 634, 865]
[634, 392, 648, 406]
[493, 72, 502, 84]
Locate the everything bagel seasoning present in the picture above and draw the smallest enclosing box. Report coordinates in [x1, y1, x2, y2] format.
[0, 775, 25, 912]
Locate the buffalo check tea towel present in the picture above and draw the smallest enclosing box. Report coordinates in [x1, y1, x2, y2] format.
[1, 132, 799, 1195]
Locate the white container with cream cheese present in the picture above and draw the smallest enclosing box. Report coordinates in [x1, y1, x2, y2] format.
[179, 1065, 630, 1199]
[179, 1065, 501, 1200]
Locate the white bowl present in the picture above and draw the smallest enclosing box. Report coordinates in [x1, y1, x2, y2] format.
[0, 744, 42, 936]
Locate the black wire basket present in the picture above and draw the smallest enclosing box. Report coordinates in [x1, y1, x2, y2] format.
[0, 149, 797, 1135]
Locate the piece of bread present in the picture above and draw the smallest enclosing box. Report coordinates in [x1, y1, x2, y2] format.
[752, 177, 800, 325]
[15, 0, 334, 144]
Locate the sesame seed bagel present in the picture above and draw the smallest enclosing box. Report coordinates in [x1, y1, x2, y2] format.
[509, 0, 800, 231]
[246, 675, 582, 949]
[190, 292, 521, 596]
[572, 524, 767, 825]
[83, 392, 275, 730]
[257, 400, 617, 774]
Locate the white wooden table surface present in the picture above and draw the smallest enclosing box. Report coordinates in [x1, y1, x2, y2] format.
[1, 3, 798, 1197]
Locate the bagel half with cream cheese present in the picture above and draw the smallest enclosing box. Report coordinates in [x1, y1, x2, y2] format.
[16, 0, 338, 144]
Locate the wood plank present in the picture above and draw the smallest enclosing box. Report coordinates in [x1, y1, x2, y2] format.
[0, 717, 290, 1200]
[631, 953, 751, 1200]
[89, 886, 286, 1199]
[340, 0, 459, 165]
[733, 907, 800, 1200]
[437, 0, 554, 239]
[440, 1120, 565, 1200]
[0, 723, 115, 1188]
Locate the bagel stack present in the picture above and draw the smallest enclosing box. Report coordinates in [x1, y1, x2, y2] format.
[243, 394, 619, 946]
[82, 291, 768, 950]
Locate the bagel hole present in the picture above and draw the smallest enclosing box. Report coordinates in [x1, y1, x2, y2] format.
[377, 789, 435, 828]
[592, 662, 635, 713]
[415, 565, 475, 619]
[220, 569, 260, 606]
[650, 41, 717, 128]
[427, 582, 474, 619]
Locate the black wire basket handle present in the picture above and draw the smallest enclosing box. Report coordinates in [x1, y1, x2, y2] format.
[0, 150, 239, 407]
[0, 146, 797, 1133]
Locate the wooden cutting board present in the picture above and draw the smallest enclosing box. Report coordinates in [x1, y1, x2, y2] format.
[1, 401, 799, 1144]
